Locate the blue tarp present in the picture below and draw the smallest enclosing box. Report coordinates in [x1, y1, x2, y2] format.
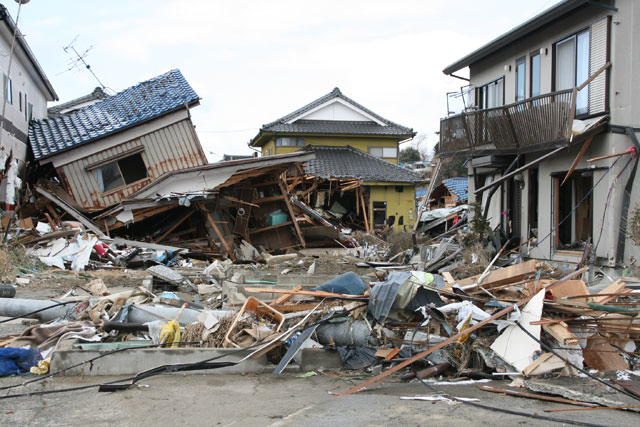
[0, 347, 42, 377]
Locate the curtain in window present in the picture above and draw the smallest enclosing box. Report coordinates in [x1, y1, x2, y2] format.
[555, 36, 576, 90]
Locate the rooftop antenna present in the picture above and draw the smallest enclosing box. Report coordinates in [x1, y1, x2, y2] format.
[62, 36, 108, 91]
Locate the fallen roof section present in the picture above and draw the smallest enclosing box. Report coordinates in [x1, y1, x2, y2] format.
[29, 69, 199, 160]
[302, 145, 423, 183]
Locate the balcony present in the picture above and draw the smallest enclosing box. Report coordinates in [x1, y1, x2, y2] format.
[440, 89, 576, 156]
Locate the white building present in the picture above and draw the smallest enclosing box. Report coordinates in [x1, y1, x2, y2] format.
[0, 4, 57, 209]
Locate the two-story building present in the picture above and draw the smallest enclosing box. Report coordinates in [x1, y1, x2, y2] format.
[249, 87, 422, 231]
[440, 0, 639, 270]
[0, 4, 58, 209]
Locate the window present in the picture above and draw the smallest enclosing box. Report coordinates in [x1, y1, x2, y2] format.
[3, 74, 12, 105]
[528, 169, 538, 239]
[94, 153, 148, 192]
[478, 77, 504, 109]
[18, 91, 22, 112]
[555, 29, 590, 115]
[515, 57, 526, 101]
[368, 147, 397, 159]
[530, 52, 541, 97]
[275, 137, 304, 147]
[24, 94, 28, 121]
[27, 103, 32, 121]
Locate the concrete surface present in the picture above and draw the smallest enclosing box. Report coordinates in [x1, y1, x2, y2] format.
[0, 373, 637, 426]
[50, 348, 269, 376]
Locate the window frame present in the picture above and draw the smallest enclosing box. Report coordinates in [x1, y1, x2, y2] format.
[275, 137, 305, 147]
[515, 56, 526, 102]
[476, 76, 505, 109]
[529, 50, 541, 98]
[552, 27, 591, 116]
[92, 152, 149, 193]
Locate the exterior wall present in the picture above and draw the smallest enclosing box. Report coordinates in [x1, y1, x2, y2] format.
[367, 183, 416, 231]
[466, 0, 640, 266]
[261, 136, 400, 163]
[55, 118, 207, 210]
[0, 23, 52, 206]
[468, 3, 610, 106]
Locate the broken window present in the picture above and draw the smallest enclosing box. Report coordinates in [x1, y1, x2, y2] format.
[372, 201, 386, 229]
[555, 29, 590, 115]
[95, 153, 148, 193]
[552, 171, 593, 250]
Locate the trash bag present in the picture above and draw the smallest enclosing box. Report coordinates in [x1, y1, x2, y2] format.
[336, 346, 377, 370]
[0, 347, 42, 377]
[312, 272, 367, 295]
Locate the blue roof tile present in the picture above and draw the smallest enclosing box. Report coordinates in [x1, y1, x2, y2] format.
[29, 69, 199, 160]
[442, 177, 468, 202]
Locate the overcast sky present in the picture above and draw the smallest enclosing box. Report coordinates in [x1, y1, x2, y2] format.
[10, 0, 560, 161]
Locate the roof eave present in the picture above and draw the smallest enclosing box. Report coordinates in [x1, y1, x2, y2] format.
[442, 0, 590, 75]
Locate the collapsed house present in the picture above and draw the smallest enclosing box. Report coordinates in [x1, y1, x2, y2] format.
[0, 4, 58, 210]
[28, 69, 207, 211]
[439, 0, 640, 269]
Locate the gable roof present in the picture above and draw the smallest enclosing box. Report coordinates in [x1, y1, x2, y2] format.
[48, 87, 109, 117]
[29, 69, 199, 160]
[443, 0, 590, 75]
[250, 87, 415, 147]
[302, 145, 423, 184]
[0, 5, 57, 101]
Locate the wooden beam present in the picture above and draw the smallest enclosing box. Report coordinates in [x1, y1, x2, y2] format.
[478, 385, 596, 407]
[337, 268, 588, 397]
[414, 158, 441, 230]
[587, 149, 635, 163]
[244, 287, 366, 299]
[156, 210, 195, 243]
[278, 176, 306, 248]
[561, 136, 593, 186]
[35, 186, 104, 237]
[270, 285, 303, 307]
[359, 191, 369, 232]
[204, 211, 236, 261]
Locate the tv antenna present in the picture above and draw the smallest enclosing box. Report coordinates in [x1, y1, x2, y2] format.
[62, 36, 108, 91]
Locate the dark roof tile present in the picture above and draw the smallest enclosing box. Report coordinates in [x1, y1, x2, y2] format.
[29, 69, 199, 160]
[303, 145, 423, 183]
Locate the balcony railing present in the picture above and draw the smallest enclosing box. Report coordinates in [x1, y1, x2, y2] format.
[439, 89, 574, 156]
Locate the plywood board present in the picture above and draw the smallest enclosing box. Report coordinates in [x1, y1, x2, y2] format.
[490, 289, 544, 373]
[583, 338, 629, 371]
[457, 260, 538, 289]
[549, 280, 589, 299]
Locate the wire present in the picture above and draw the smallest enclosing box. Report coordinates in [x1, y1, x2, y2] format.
[407, 320, 608, 426]
[0, 301, 75, 324]
[514, 321, 640, 403]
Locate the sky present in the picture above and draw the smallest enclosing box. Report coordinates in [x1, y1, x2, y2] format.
[8, 0, 560, 161]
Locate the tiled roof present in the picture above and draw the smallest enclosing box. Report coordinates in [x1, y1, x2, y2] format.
[442, 177, 468, 202]
[250, 87, 415, 146]
[303, 145, 423, 183]
[29, 70, 199, 160]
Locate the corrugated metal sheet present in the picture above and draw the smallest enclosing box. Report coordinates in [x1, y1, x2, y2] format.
[57, 119, 206, 210]
[589, 17, 608, 115]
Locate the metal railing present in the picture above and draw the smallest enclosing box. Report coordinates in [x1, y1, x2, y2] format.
[439, 89, 574, 155]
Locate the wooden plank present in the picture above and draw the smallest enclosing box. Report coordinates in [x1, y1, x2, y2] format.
[478, 385, 596, 407]
[35, 186, 104, 237]
[414, 158, 441, 230]
[270, 303, 319, 312]
[156, 210, 195, 243]
[549, 279, 590, 300]
[590, 279, 625, 304]
[249, 221, 293, 235]
[561, 136, 593, 186]
[337, 268, 588, 397]
[543, 322, 579, 346]
[278, 176, 306, 248]
[271, 285, 302, 306]
[359, 192, 369, 232]
[244, 287, 365, 299]
[204, 211, 236, 261]
[442, 272, 455, 285]
[457, 260, 538, 290]
[583, 338, 629, 371]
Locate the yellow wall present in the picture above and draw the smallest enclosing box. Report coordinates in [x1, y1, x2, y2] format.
[367, 183, 416, 231]
[260, 136, 401, 163]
